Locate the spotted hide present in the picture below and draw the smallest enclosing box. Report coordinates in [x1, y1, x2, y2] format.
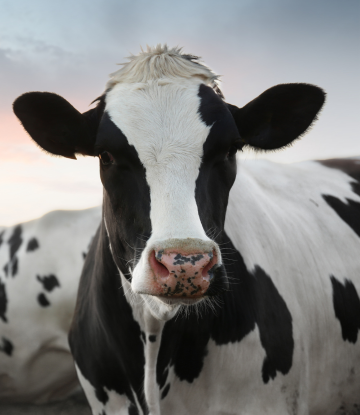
[0, 207, 101, 404]
[13, 45, 360, 414]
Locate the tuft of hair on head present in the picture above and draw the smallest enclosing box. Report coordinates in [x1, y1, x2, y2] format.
[106, 44, 223, 98]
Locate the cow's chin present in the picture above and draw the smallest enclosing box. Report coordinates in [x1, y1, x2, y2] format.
[141, 294, 204, 321]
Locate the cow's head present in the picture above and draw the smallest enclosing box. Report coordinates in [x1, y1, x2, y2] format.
[13, 46, 325, 320]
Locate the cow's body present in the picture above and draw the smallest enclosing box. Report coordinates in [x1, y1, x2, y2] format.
[12, 46, 360, 414]
[0, 206, 101, 403]
[69, 158, 360, 415]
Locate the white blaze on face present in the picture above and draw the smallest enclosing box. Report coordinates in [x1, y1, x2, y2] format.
[106, 78, 211, 241]
[106, 79, 215, 307]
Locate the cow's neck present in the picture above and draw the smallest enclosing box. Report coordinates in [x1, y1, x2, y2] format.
[101, 220, 164, 414]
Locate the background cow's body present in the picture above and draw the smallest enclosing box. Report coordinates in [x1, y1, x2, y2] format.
[70, 159, 360, 415]
[0, 206, 101, 403]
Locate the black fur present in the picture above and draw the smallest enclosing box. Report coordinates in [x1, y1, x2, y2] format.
[229, 83, 325, 150]
[38, 293, 50, 307]
[0, 281, 8, 323]
[13, 93, 104, 159]
[8, 225, 22, 262]
[97, 112, 152, 281]
[0, 337, 13, 356]
[26, 237, 39, 252]
[36, 274, 60, 292]
[161, 384, 170, 400]
[323, 195, 360, 238]
[69, 225, 148, 413]
[330, 276, 360, 343]
[11, 257, 18, 277]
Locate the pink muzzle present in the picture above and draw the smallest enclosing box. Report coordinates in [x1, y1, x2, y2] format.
[149, 249, 218, 298]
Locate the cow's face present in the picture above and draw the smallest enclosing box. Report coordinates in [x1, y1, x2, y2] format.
[13, 48, 325, 320]
[96, 79, 239, 318]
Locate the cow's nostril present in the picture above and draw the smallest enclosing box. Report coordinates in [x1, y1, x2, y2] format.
[150, 250, 169, 279]
[202, 250, 217, 278]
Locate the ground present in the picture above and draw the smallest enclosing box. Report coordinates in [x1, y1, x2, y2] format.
[0, 393, 91, 415]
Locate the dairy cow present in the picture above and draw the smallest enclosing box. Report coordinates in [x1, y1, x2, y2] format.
[13, 45, 360, 414]
[0, 207, 101, 403]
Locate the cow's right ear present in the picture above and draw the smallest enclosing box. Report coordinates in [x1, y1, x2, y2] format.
[13, 92, 101, 159]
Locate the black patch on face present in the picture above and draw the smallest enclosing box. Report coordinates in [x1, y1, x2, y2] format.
[37, 274, 60, 292]
[38, 293, 50, 307]
[26, 237, 39, 252]
[0, 230, 4, 248]
[330, 276, 360, 343]
[149, 335, 156, 343]
[0, 337, 13, 356]
[196, 85, 240, 246]
[82, 252, 87, 259]
[0, 281, 8, 323]
[323, 195, 360, 238]
[157, 232, 293, 386]
[69, 224, 147, 414]
[161, 383, 170, 400]
[96, 112, 152, 281]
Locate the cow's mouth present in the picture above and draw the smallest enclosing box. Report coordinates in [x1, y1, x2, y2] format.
[157, 296, 204, 306]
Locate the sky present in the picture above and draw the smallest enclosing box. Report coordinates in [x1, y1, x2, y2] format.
[0, 0, 359, 225]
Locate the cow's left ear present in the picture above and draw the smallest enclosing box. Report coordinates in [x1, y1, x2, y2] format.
[13, 92, 104, 159]
[228, 83, 326, 151]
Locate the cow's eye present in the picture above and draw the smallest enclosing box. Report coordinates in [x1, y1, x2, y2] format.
[99, 151, 114, 165]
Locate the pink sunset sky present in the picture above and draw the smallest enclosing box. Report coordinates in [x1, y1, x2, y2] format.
[1, 0, 359, 226]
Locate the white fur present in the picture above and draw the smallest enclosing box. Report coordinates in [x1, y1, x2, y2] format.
[106, 44, 219, 92]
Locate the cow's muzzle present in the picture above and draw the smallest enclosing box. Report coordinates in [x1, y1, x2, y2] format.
[148, 244, 227, 298]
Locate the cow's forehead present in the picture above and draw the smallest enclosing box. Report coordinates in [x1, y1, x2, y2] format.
[104, 79, 228, 166]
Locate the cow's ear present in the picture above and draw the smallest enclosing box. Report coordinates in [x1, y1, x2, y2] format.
[13, 92, 102, 159]
[228, 83, 326, 151]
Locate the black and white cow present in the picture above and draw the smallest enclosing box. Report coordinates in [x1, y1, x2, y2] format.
[13, 45, 360, 414]
[0, 207, 101, 403]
